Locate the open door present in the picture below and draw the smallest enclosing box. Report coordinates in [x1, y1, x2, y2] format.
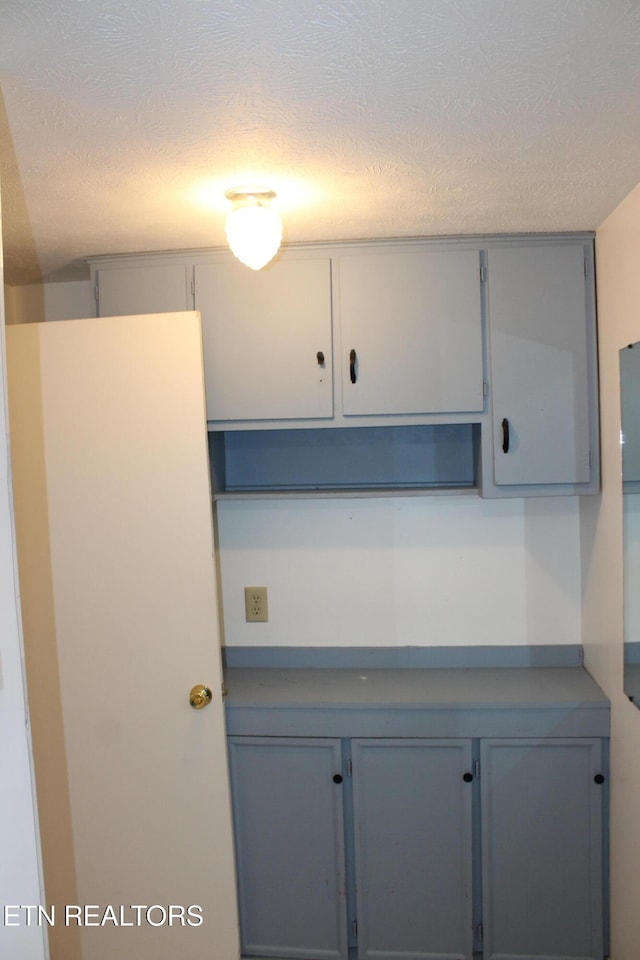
[7, 312, 239, 960]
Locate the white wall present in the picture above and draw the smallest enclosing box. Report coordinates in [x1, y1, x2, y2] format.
[5, 280, 92, 324]
[217, 494, 582, 649]
[0, 212, 48, 958]
[581, 181, 640, 958]
[6, 278, 585, 654]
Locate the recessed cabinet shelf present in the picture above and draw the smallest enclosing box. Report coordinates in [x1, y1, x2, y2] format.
[209, 423, 479, 497]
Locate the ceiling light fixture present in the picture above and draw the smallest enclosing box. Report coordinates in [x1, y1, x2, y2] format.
[224, 188, 282, 270]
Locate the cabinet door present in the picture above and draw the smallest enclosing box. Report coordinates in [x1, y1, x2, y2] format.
[228, 736, 348, 960]
[195, 259, 333, 423]
[481, 738, 604, 960]
[351, 738, 474, 960]
[620, 342, 640, 485]
[96, 263, 189, 316]
[338, 249, 483, 416]
[487, 244, 592, 485]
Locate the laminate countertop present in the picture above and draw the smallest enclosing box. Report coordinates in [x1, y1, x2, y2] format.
[224, 667, 610, 739]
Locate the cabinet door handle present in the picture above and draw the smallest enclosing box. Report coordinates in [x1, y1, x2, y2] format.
[349, 349, 357, 384]
[317, 351, 325, 366]
[462, 772, 474, 783]
[501, 417, 510, 454]
[594, 774, 605, 784]
[332, 774, 343, 784]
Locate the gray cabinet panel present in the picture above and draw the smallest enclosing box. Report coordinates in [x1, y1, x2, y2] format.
[487, 244, 592, 486]
[338, 249, 484, 417]
[96, 263, 189, 316]
[480, 738, 604, 960]
[195, 259, 333, 423]
[228, 736, 348, 960]
[351, 739, 474, 960]
[620, 342, 640, 484]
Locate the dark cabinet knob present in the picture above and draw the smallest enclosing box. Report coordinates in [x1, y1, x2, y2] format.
[333, 774, 343, 784]
[463, 772, 473, 783]
[349, 349, 357, 384]
[317, 351, 325, 366]
[594, 774, 605, 784]
[501, 417, 510, 454]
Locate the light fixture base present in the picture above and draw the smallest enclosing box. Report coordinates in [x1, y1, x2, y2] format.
[225, 188, 277, 203]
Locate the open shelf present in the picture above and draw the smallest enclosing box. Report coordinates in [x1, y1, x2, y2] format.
[209, 423, 480, 498]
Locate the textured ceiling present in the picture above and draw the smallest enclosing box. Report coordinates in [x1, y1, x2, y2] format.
[1, 0, 640, 284]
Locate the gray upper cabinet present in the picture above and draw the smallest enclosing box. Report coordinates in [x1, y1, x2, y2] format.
[195, 259, 334, 424]
[89, 234, 599, 497]
[197, 245, 484, 425]
[485, 243, 596, 490]
[337, 249, 484, 417]
[95, 263, 190, 317]
[620, 342, 640, 485]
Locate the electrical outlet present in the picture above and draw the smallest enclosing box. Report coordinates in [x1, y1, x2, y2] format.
[244, 586, 268, 623]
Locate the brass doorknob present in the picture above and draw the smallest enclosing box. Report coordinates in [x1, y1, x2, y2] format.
[189, 685, 213, 710]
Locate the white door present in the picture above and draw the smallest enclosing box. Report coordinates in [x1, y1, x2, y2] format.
[0, 330, 48, 959]
[7, 313, 239, 960]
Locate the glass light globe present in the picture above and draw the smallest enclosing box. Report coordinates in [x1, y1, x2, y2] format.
[225, 195, 282, 270]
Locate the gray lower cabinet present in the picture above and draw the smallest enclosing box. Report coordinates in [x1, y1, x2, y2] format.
[227, 736, 349, 960]
[480, 738, 604, 960]
[351, 738, 474, 960]
[228, 735, 605, 960]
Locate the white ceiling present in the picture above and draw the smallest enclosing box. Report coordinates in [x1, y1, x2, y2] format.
[1, 0, 640, 284]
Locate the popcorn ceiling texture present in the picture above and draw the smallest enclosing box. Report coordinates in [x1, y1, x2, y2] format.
[1, 0, 640, 282]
